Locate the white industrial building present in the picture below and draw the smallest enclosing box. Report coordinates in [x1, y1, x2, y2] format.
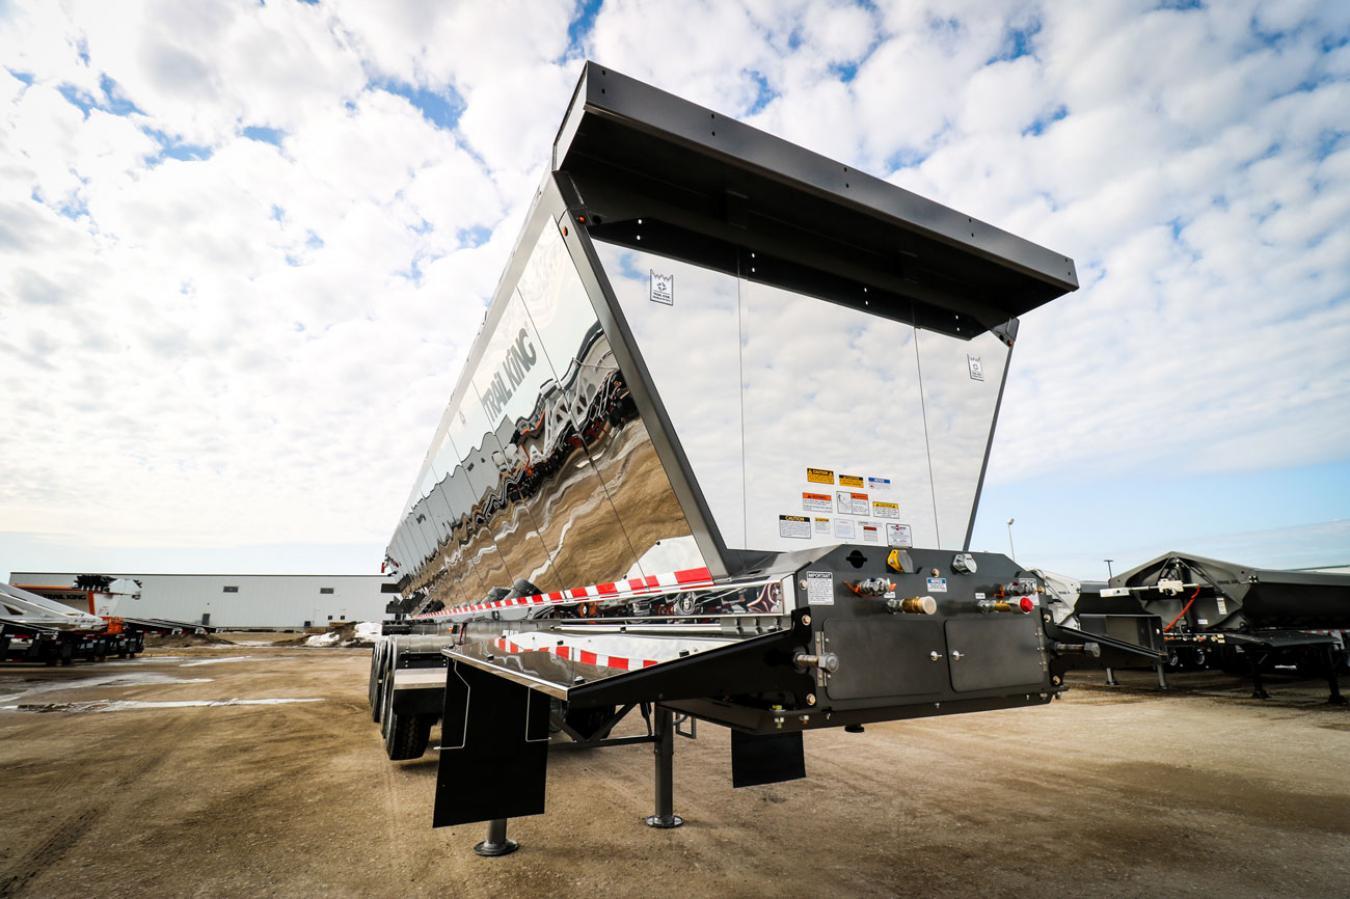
[6, 572, 397, 629]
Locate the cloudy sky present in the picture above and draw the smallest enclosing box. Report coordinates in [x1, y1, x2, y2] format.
[1, 0, 1347, 582]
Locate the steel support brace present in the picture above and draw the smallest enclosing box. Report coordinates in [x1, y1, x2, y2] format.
[645, 707, 683, 828]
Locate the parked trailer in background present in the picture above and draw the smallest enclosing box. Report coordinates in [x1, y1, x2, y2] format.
[372, 62, 1103, 855]
[1066, 552, 1350, 702]
[0, 582, 134, 665]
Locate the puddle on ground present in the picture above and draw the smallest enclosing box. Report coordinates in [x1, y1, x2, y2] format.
[0, 672, 213, 704]
[179, 656, 258, 667]
[1, 697, 324, 713]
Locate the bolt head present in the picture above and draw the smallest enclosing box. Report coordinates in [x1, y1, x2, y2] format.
[806, 693, 817, 706]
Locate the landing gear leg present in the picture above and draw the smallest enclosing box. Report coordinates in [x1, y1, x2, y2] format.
[1155, 662, 1169, 691]
[1326, 648, 1346, 706]
[645, 707, 683, 829]
[474, 818, 518, 857]
[1105, 666, 1119, 687]
[1249, 652, 1270, 700]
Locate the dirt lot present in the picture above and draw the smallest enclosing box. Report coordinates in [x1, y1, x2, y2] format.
[2, 640, 1347, 898]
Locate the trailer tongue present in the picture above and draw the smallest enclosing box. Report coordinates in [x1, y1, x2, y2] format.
[376, 62, 1084, 854]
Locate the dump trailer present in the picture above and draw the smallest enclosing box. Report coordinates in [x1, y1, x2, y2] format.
[1072, 552, 1350, 701]
[0, 582, 122, 665]
[374, 62, 1094, 855]
[1035, 568, 1170, 688]
[11, 577, 148, 659]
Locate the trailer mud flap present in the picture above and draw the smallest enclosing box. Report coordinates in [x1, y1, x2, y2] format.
[433, 661, 550, 827]
[731, 730, 805, 788]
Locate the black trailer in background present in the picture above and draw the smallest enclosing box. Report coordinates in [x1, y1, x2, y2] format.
[1062, 552, 1348, 702]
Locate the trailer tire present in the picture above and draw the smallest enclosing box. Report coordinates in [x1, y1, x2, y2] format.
[369, 643, 387, 719]
[379, 664, 396, 742]
[385, 710, 432, 760]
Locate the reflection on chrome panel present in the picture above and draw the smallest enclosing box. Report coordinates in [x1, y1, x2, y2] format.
[387, 221, 700, 610]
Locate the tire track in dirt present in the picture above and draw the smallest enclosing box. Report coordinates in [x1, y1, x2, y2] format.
[0, 716, 176, 897]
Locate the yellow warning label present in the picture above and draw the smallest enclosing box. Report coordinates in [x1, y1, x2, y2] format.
[839, 474, 864, 488]
[807, 467, 835, 485]
[873, 500, 900, 519]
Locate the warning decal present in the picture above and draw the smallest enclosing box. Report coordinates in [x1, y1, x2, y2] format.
[886, 523, 913, 548]
[814, 517, 831, 535]
[867, 476, 892, 493]
[836, 491, 870, 515]
[872, 500, 899, 518]
[839, 474, 864, 488]
[805, 571, 834, 606]
[834, 518, 856, 540]
[861, 523, 880, 543]
[807, 467, 835, 485]
[779, 514, 811, 540]
[801, 491, 833, 513]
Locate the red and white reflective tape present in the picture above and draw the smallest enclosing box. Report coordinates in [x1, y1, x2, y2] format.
[409, 566, 715, 622]
[491, 636, 660, 671]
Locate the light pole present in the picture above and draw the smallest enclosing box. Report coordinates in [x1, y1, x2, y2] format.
[1006, 518, 1016, 562]
[1105, 559, 1114, 579]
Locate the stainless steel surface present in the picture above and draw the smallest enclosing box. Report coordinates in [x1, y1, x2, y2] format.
[444, 609, 789, 698]
[594, 240, 747, 548]
[590, 238, 1009, 556]
[394, 215, 706, 609]
[519, 225, 706, 582]
[915, 327, 1009, 548]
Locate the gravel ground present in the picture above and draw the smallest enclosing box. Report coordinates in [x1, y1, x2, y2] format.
[1, 643, 1347, 898]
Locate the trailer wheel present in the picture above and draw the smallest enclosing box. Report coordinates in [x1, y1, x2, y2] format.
[385, 710, 433, 760]
[564, 705, 618, 741]
[373, 645, 392, 724]
[369, 643, 387, 719]
[379, 664, 396, 741]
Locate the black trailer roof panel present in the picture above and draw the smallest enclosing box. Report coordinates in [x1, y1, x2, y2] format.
[555, 62, 1078, 325]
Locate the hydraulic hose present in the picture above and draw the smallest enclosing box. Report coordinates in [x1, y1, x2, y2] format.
[1163, 587, 1201, 633]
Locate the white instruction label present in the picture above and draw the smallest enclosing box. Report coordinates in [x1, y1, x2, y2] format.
[926, 576, 948, 593]
[805, 571, 834, 606]
[886, 523, 913, 548]
[649, 270, 674, 305]
[814, 517, 831, 535]
[778, 514, 811, 540]
[1216, 598, 1228, 615]
[833, 518, 856, 540]
[836, 490, 869, 515]
[866, 476, 892, 493]
[967, 354, 984, 381]
[861, 523, 880, 543]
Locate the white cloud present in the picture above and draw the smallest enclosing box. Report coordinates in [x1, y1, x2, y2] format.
[0, 0, 1346, 573]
